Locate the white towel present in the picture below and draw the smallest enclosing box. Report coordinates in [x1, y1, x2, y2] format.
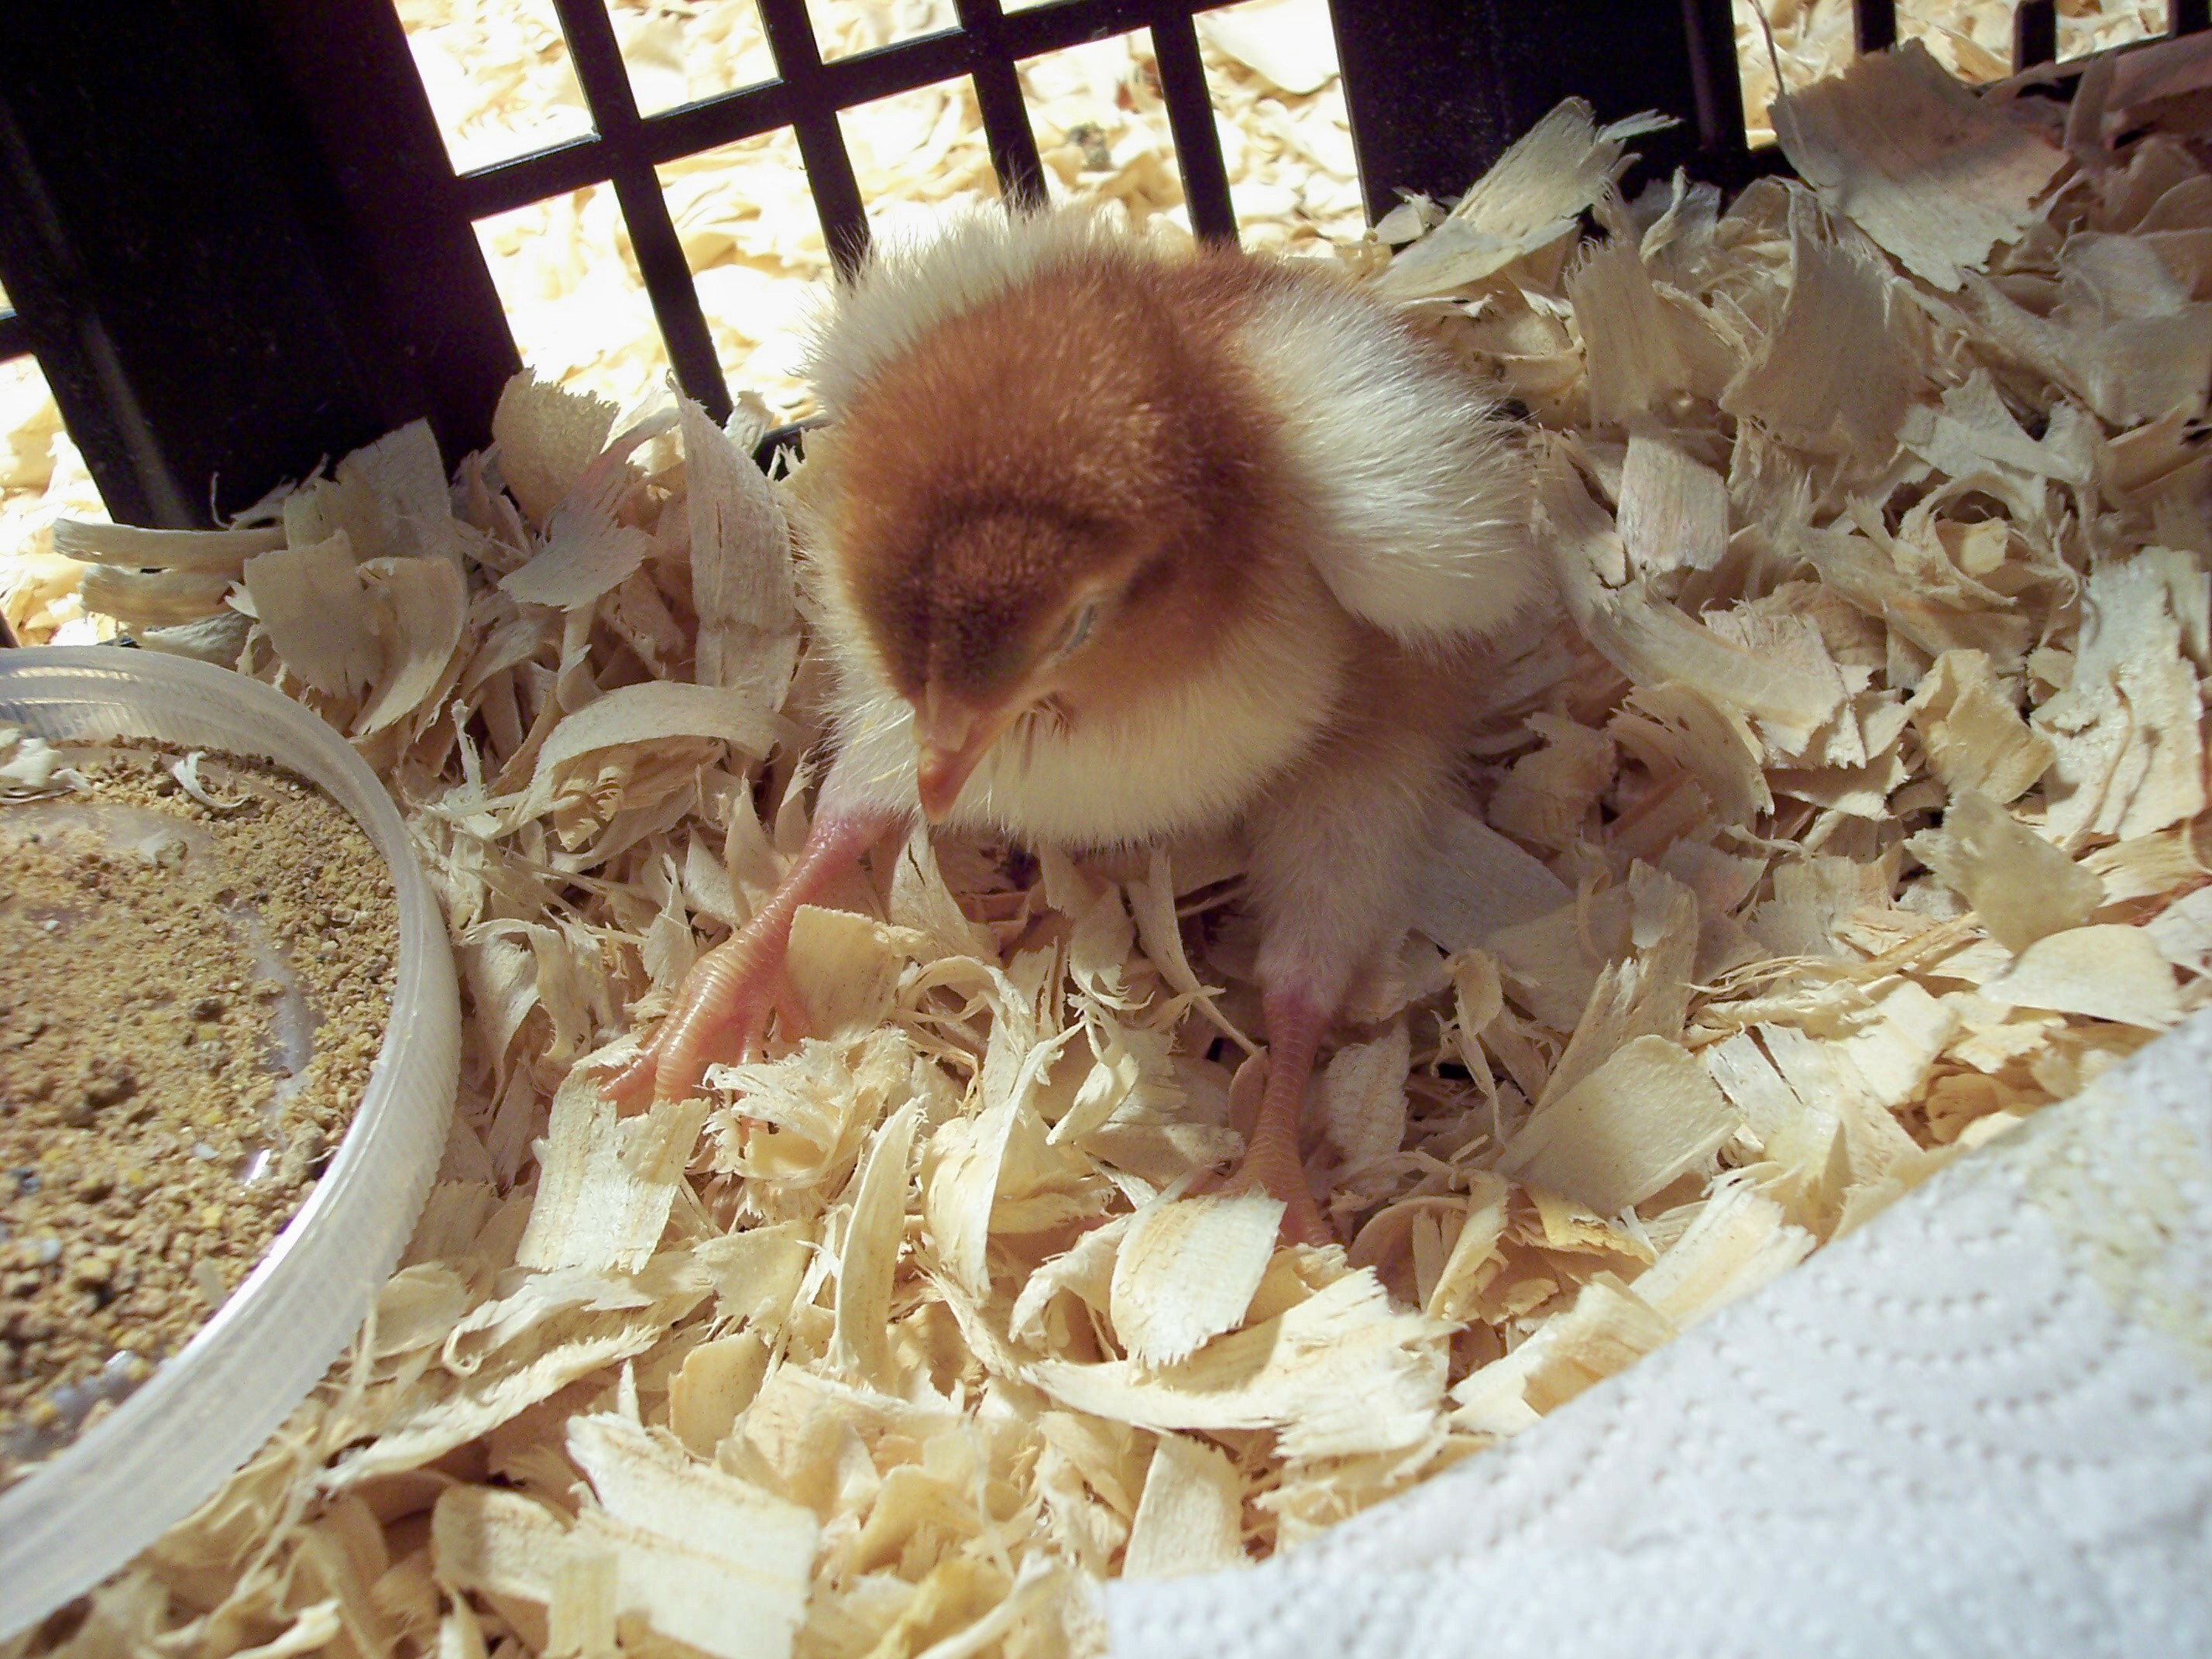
[1109, 1010, 2212, 1657]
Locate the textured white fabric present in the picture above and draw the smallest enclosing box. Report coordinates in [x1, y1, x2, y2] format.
[1108, 1010, 2212, 1658]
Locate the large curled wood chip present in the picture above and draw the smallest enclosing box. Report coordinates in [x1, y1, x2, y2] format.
[19, 29, 2212, 1659]
[1775, 40, 2068, 290]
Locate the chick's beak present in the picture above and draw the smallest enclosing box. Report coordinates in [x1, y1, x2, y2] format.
[913, 693, 1014, 823]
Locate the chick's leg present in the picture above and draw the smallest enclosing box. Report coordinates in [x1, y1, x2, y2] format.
[604, 808, 894, 1105]
[1241, 720, 1455, 1245]
[1233, 989, 1334, 1246]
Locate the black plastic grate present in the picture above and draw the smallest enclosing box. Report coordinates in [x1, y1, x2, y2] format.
[461, 0, 1254, 423]
[1850, 0, 2212, 67]
[1856, 0, 1901, 56]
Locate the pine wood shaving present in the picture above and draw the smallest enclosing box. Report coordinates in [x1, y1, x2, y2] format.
[1120, 1433, 1245, 1581]
[1371, 102, 1671, 301]
[1722, 193, 1925, 453]
[1501, 1036, 1740, 1214]
[1905, 648, 2058, 802]
[1909, 788, 2104, 951]
[1108, 1193, 1284, 1368]
[1632, 1173, 1816, 1325]
[1983, 922, 2186, 1027]
[52, 521, 287, 570]
[516, 1073, 709, 1275]
[492, 374, 620, 527]
[830, 1098, 922, 1387]
[242, 537, 381, 698]
[563, 1413, 817, 1659]
[1019, 1271, 1448, 1462]
[1776, 41, 2069, 290]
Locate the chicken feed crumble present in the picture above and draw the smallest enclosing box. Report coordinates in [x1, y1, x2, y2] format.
[0, 739, 398, 1488]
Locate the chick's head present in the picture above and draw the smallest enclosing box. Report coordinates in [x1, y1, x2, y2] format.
[820, 250, 1277, 819]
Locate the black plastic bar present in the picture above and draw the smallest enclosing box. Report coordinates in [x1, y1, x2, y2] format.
[249, 0, 520, 463]
[1149, 8, 1238, 241]
[1334, 0, 1764, 222]
[756, 0, 873, 273]
[2014, 0, 2058, 67]
[548, 0, 732, 419]
[0, 1, 482, 526]
[460, 137, 623, 220]
[652, 33, 966, 171]
[1004, 0, 1170, 50]
[1334, 0, 1500, 215]
[2176, 0, 2209, 33]
[0, 311, 25, 363]
[1855, 0, 1899, 53]
[1681, 0, 1752, 162]
[954, 0, 1050, 208]
[0, 86, 178, 524]
[462, 1, 1235, 221]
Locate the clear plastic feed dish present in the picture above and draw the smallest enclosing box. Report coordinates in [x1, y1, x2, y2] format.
[0, 648, 459, 1639]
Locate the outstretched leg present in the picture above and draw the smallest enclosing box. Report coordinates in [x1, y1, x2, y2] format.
[1234, 710, 1459, 1245]
[605, 808, 895, 1105]
[1228, 988, 1334, 1245]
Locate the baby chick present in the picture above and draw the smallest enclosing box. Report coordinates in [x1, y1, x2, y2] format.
[608, 208, 1544, 1244]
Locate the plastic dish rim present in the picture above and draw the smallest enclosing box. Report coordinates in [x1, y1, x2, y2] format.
[0, 646, 459, 1640]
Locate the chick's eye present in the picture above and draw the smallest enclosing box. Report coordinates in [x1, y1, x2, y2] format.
[1053, 602, 1097, 659]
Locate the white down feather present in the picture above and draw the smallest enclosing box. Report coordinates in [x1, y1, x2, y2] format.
[802, 206, 1158, 417]
[1234, 277, 1543, 644]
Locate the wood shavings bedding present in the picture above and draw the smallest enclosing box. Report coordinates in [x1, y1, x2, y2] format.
[8, 26, 2212, 1659]
[1735, 0, 2172, 143]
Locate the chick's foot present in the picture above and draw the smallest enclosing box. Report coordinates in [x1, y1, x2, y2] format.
[1223, 990, 1335, 1247]
[603, 931, 812, 1108]
[603, 811, 891, 1106]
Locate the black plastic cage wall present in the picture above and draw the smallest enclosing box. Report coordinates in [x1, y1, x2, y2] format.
[1, 0, 2207, 538]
